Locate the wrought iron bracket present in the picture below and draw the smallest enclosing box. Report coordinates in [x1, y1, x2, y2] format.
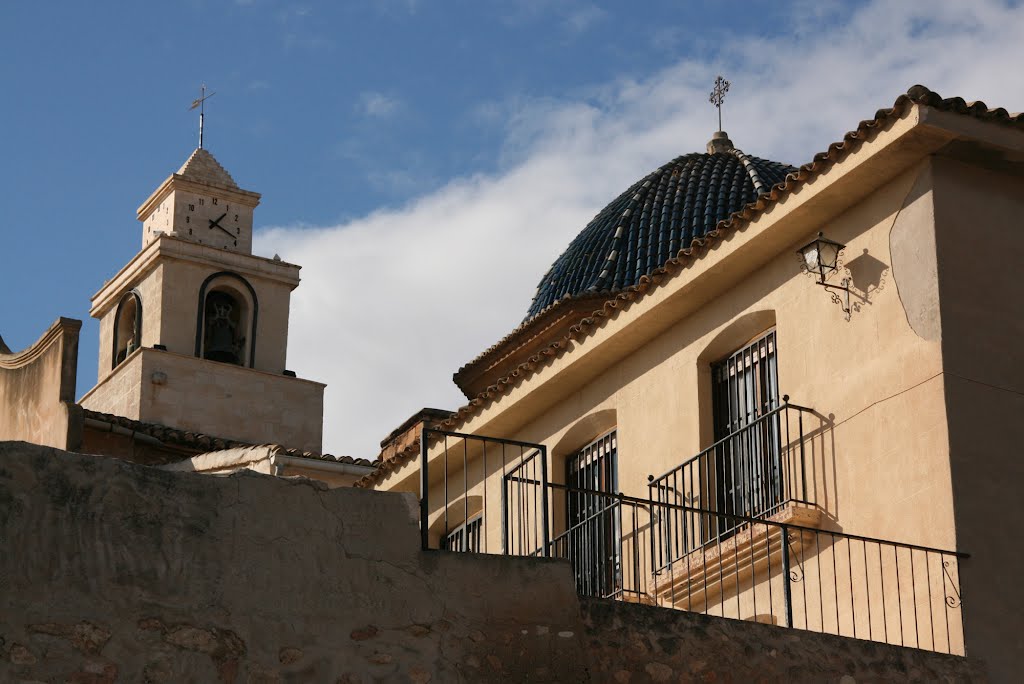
[816, 278, 851, 321]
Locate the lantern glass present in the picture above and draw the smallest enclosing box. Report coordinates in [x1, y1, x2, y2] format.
[801, 243, 821, 272]
[798, 232, 845, 280]
[818, 240, 840, 272]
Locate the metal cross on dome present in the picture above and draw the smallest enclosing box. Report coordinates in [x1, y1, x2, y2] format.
[189, 83, 216, 149]
[709, 75, 730, 132]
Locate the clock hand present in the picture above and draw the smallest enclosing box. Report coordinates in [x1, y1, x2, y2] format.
[208, 212, 228, 230]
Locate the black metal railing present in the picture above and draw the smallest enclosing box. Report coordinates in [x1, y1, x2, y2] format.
[645, 499, 966, 654]
[419, 427, 968, 655]
[546, 484, 649, 602]
[546, 490, 967, 654]
[420, 427, 549, 556]
[648, 397, 819, 565]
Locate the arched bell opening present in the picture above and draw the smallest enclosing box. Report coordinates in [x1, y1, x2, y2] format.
[195, 272, 258, 368]
[202, 289, 248, 365]
[112, 290, 143, 369]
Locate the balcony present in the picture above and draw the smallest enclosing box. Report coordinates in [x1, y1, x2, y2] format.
[416, 403, 968, 656]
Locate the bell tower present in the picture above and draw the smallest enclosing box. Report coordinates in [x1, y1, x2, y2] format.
[79, 148, 325, 453]
[138, 148, 260, 254]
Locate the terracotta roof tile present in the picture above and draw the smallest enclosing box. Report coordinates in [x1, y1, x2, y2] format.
[453, 292, 607, 398]
[83, 409, 374, 468]
[354, 85, 1024, 488]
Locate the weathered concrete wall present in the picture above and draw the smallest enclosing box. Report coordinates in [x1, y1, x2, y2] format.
[0, 318, 82, 451]
[0, 443, 983, 682]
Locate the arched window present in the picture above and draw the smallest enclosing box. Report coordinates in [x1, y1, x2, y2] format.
[112, 290, 143, 369]
[195, 272, 258, 367]
[691, 312, 781, 544]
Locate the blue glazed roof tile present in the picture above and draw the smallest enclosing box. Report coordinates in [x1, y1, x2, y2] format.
[525, 144, 795, 320]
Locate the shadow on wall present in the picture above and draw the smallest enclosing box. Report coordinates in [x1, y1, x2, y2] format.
[844, 249, 891, 316]
[802, 410, 840, 528]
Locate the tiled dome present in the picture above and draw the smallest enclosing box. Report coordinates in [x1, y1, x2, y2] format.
[525, 133, 796, 320]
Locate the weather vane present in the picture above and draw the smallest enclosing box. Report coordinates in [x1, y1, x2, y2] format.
[189, 83, 216, 149]
[709, 75, 730, 132]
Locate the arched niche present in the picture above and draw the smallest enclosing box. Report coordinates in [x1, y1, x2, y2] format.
[551, 409, 618, 486]
[552, 409, 618, 462]
[112, 290, 143, 369]
[427, 494, 483, 548]
[695, 309, 777, 446]
[195, 272, 258, 368]
[696, 310, 777, 366]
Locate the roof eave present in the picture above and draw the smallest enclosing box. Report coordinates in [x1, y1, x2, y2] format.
[357, 86, 1024, 488]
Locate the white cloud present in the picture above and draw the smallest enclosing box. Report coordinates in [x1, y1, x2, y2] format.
[564, 5, 606, 35]
[357, 91, 402, 118]
[499, 0, 607, 36]
[256, 0, 1024, 459]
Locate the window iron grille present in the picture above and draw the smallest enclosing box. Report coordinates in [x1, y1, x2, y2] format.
[442, 514, 482, 553]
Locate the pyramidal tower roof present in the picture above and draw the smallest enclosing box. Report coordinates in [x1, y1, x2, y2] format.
[176, 148, 239, 190]
[137, 147, 259, 221]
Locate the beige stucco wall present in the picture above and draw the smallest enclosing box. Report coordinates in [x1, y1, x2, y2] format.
[409, 157, 953, 552]
[0, 318, 82, 450]
[81, 348, 324, 453]
[930, 153, 1024, 680]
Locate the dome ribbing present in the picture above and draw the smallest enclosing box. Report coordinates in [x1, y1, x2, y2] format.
[525, 136, 795, 320]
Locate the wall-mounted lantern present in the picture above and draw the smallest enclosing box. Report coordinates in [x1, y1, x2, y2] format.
[798, 232, 851, 320]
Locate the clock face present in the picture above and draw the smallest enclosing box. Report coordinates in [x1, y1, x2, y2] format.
[140, 183, 255, 252]
[180, 193, 249, 250]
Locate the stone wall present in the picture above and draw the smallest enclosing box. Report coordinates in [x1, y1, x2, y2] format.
[0, 318, 82, 451]
[0, 442, 984, 682]
[580, 600, 982, 683]
[80, 347, 324, 453]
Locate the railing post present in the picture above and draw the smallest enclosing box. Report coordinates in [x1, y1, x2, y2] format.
[647, 476, 656, 576]
[419, 427, 429, 551]
[781, 525, 794, 628]
[798, 409, 807, 503]
[540, 446, 551, 557]
[501, 471, 508, 555]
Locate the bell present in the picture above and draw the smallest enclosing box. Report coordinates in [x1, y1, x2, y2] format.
[203, 310, 241, 364]
[203, 293, 243, 365]
[204, 339, 240, 365]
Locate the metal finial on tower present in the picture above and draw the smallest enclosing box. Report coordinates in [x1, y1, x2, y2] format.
[709, 75, 730, 132]
[189, 84, 216, 149]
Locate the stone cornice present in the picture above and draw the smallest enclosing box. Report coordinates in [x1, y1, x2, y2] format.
[90, 235, 301, 317]
[137, 174, 261, 220]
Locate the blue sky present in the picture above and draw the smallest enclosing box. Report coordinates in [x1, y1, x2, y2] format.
[3, 1, 1023, 457]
